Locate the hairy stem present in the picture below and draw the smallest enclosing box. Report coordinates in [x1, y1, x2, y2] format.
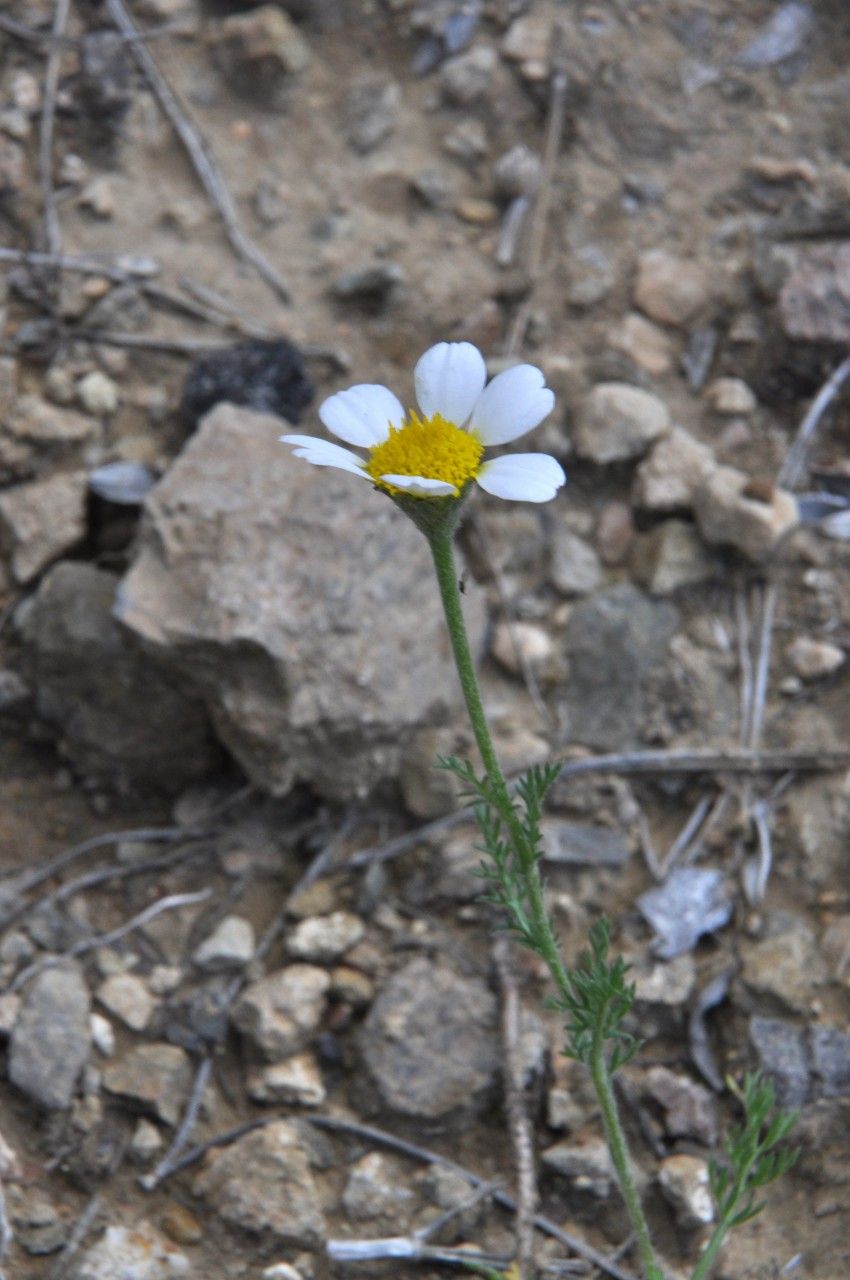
[429, 527, 661, 1280]
[591, 1019, 663, 1280]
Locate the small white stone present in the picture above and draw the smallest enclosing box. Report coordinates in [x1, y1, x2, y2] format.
[96, 972, 156, 1031]
[193, 915, 255, 971]
[263, 1265, 303, 1280]
[148, 964, 183, 995]
[287, 912, 365, 963]
[90, 1012, 116, 1057]
[129, 1118, 163, 1162]
[491, 621, 555, 676]
[786, 636, 845, 680]
[247, 1052, 326, 1107]
[658, 1154, 715, 1229]
[77, 370, 119, 416]
[705, 377, 757, 415]
[0, 993, 21, 1036]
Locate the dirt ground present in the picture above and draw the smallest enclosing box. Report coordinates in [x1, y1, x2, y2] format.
[1, 1, 850, 1278]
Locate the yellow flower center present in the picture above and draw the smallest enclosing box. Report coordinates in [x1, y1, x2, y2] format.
[366, 411, 484, 497]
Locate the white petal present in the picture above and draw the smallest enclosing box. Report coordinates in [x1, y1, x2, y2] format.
[414, 342, 487, 426]
[476, 453, 565, 503]
[281, 434, 368, 479]
[319, 384, 404, 447]
[468, 364, 555, 445]
[380, 473, 457, 497]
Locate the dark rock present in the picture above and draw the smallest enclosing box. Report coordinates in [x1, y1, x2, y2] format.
[18, 562, 216, 791]
[810, 1026, 850, 1099]
[78, 31, 133, 132]
[180, 338, 313, 429]
[8, 965, 91, 1110]
[749, 1015, 810, 1108]
[564, 585, 679, 749]
[359, 958, 500, 1121]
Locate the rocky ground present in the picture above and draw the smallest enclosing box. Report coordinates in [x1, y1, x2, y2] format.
[0, 0, 849, 1277]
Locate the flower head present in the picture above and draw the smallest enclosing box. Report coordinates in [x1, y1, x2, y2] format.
[281, 342, 565, 505]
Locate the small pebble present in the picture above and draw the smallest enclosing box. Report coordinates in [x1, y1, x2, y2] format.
[786, 636, 845, 680]
[77, 370, 119, 416]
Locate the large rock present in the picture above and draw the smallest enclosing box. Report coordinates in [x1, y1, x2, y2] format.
[116, 405, 485, 799]
[359, 958, 501, 1121]
[564, 584, 679, 748]
[8, 965, 91, 1110]
[193, 1120, 325, 1247]
[18, 562, 215, 790]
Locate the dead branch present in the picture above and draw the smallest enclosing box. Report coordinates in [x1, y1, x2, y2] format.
[493, 934, 537, 1277]
[139, 1056, 212, 1191]
[39, 0, 72, 256]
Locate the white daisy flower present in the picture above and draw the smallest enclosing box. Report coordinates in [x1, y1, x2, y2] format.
[281, 341, 565, 504]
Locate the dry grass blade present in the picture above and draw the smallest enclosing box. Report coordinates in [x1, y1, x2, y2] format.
[493, 934, 537, 1277]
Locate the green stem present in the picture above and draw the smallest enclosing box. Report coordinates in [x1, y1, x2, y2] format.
[429, 528, 662, 1280]
[428, 530, 569, 993]
[591, 1019, 663, 1280]
[689, 1169, 750, 1280]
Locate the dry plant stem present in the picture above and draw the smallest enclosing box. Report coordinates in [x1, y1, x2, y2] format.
[428, 528, 660, 1280]
[104, 0, 290, 304]
[493, 934, 537, 1275]
[40, 0, 72, 256]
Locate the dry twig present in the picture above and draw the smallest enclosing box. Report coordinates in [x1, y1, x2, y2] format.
[493, 934, 537, 1277]
[139, 1056, 213, 1191]
[104, 0, 290, 304]
[39, 0, 72, 256]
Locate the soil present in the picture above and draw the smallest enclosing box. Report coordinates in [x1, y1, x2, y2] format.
[1, 2, 850, 1279]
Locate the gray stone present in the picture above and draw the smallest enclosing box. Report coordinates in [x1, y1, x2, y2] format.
[0, 393, 94, 483]
[116, 405, 484, 800]
[18, 562, 214, 790]
[779, 244, 850, 343]
[286, 912, 364, 963]
[193, 915, 255, 971]
[644, 1066, 718, 1145]
[632, 520, 719, 595]
[8, 965, 90, 1110]
[493, 145, 541, 199]
[231, 964, 330, 1059]
[693, 466, 798, 562]
[705, 377, 757, 415]
[193, 1120, 325, 1247]
[549, 527, 603, 596]
[658, 1154, 714, 1229]
[0, 470, 87, 582]
[633, 427, 715, 512]
[634, 250, 711, 327]
[741, 916, 825, 1013]
[360, 958, 499, 1120]
[440, 45, 499, 105]
[540, 820, 630, 868]
[96, 972, 156, 1031]
[247, 1053, 326, 1107]
[541, 1136, 615, 1197]
[574, 383, 670, 463]
[102, 1043, 192, 1125]
[563, 585, 679, 748]
[809, 1026, 850, 1099]
[208, 6, 310, 100]
[331, 262, 405, 308]
[342, 1151, 416, 1222]
[345, 77, 401, 153]
[749, 1016, 810, 1109]
[73, 1221, 190, 1279]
